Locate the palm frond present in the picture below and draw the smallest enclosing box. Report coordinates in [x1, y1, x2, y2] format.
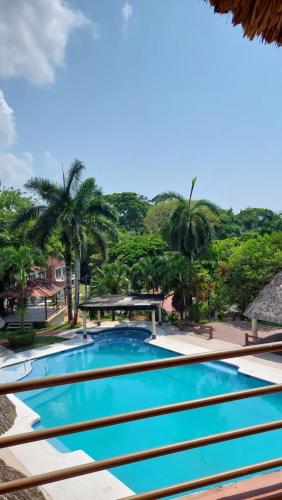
[152, 191, 185, 203]
[65, 159, 85, 194]
[12, 205, 46, 229]
[25, 178, 60, 202]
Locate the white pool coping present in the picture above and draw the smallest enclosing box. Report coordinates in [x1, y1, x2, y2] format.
[1, 321, 281, 499]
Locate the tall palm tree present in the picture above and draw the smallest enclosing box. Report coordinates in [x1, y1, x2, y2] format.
[15, 160, 117, 324]
[155, 177, 220, 259]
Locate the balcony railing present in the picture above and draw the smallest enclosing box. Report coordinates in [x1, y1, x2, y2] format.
[0, 341, 281, 498]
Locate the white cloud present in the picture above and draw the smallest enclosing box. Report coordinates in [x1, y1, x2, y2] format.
[122, 2, 134, 36]
[0, 90, 16, 151]
[0, 152, 33, 188]
[0, 0, 94, 85]
[0, 91, 33, 188]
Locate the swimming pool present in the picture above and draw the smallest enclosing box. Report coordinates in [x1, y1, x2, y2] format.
[15, 328, 282, 495]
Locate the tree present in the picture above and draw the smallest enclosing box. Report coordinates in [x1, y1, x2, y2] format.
[105, 192, 150, 233]
[144, 199, 178, 234]
[91, 263, 130, 295]
[15, 160, 117, 324]
[225, 232, 282, 313]
[157, 177, 220, 259]
[130, 256, 168, 293]
[0, 186, 33, 246]
[0, 246, 45, 330]
[237, 208, 282, 234]
[90, 262, 130, 320]
[110, 234, 168, 267]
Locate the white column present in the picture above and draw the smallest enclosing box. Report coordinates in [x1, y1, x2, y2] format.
[83, 311, 87, 339]
[97, 310, 101, 326]
[151, 309, 156, 339]
[252, 318, 258, 338]
[158, 306, 162, 326]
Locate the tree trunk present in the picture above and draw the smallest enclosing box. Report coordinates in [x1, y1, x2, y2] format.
[73, 255, 81, 325]
[73, 237, 82, 326]
[64, 243, 73, 323]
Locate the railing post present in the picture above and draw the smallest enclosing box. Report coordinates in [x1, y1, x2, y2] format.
[83, 311, 87, 339]
[151, 309, 156, 339]
[97, 310, 101, 326]
[209, 326, 213, 340]
[245, 333, 249, 346]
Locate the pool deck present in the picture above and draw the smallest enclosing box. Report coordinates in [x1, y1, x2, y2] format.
[0, 320, 281, 499]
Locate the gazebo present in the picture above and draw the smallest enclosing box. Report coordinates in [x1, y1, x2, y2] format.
[0, 279, 66, 327]
[207, 1, 282, 46]
[245, 272, 282, 338]
[79, 293, 164, 339]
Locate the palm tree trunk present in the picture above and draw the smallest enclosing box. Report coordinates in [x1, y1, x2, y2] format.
[64, 243, 73, 323]
[73, 237, 82, 325]
[73, 255, 81, 325]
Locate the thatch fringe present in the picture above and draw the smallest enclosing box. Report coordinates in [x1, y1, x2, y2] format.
[245, 271, 282, 324]
[207, 0, 282, 46]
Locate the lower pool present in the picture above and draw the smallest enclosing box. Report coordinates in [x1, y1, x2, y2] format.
[16, 328, 282, 495]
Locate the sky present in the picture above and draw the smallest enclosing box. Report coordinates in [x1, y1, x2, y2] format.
[0, 0, 282, 213]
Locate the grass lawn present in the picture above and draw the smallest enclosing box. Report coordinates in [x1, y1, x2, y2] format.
[11, 335, 66, 353]
[0, 321, 81, 353]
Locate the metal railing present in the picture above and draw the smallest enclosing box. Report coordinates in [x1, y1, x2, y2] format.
[0, 341, 281, 497]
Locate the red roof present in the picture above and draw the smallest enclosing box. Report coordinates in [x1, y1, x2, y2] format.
[0, 279, 65, 299]
[48, 257, 65, 268]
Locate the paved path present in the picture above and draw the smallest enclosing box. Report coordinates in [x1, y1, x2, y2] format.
[182, 320, 282, 346]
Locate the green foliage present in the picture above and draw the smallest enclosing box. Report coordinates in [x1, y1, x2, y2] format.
[0, 186, 33, 245]
[225, 232, 282, 313]
[215, 207, 282, 239]
[91, 262, 130, 295]
[144, 200, 178, 234]
[105, 192, 150, 233]
[130, 255, 169, 292]
[110, 234, 168, 267]
[8, 330, 36, 348]
[160, 178, 220, 259]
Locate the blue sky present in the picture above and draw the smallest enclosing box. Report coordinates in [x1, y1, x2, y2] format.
[0, 0, 281, 212]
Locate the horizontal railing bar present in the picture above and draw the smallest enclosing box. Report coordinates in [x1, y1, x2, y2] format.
[1, 383, 281, 449]
[123, 458, 282, 500]
[1, 342, 281, 395]
[0, 420, 281, 494]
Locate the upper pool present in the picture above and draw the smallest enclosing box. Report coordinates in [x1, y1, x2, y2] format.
[16, 328, 282, 495]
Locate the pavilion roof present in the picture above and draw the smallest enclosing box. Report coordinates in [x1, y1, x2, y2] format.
[207, 1, 282, 46]
[79, 293, 164, 312]
[245, 272, 282, 324]
[0, 279, 65, 300]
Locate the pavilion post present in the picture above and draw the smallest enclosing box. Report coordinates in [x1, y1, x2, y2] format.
[97, 310, 101, 326]
[151, 309, 157, 339]
[83, 311, 87, 339]
[44, 297, 47, 320]
[158, 306, 162, 326]
[252, 318, 258, 338]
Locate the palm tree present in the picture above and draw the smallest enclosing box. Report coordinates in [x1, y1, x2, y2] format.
[15, 160, 117, 324]
[155, 177, 220, 260]
[91, 262, 130, 320]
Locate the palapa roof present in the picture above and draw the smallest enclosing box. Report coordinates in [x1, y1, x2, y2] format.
[207, 1, 282, 46]
[80, 293, 164, 312]
[0, 278, 65, 300]
[245, 272, 282, 324]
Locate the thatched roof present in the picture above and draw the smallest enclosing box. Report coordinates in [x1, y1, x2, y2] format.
[245, 272, 282, 324]
[207, 1, 282, 46]
[0, 396, 16, 435]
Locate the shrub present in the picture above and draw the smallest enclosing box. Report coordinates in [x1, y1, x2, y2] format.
[8, 331, 36, 348]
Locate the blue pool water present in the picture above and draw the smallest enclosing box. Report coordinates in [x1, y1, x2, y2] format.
[16, 328, 281, 494]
